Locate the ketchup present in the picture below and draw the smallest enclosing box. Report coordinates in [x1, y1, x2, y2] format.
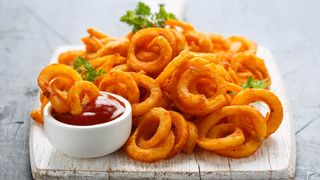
[51, 93, 125, 126]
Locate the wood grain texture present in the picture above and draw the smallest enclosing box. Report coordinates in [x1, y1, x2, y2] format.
[29, 46, 295, 179]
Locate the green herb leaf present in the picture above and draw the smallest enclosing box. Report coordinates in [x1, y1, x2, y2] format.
[135, 2, 151, 15]
[242, 77, 267, 89]
[155, 4, 176, 27]
[73, 56, 105, 82]
[120, 2, 176, 32]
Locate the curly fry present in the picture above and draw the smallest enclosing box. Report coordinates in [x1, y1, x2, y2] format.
[126, 108, 175, 162]
[229, 53, 271, 87]
[58, 50, 86, 66]
[67, 81, 100, 115]
[231, 89, 283, 136]
[127, 28, 186, 74]
[136, 108, 172, 148]
[165, 19, 194, 31]
[130, 73, 163, 116]
[228, 36, 257, 54]
[184, 30, 213, 52]
[126, 130, 175, 162]
[30, 93, 49, 124]
[182, 121, 199, 154]
[169, 60, 227, 116]
[38, 64, 82, 97]
[198, 105, 266, 157]
[87, 28, 108, 39]
[87, 37, 130, 59]
[99, 70, 139, 104]
[166, 111, 189, 157]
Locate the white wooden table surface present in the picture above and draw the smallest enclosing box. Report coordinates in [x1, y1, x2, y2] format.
[0, 0, 320, 179]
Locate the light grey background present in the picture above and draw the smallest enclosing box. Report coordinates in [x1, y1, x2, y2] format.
[0, 0, 319, 179]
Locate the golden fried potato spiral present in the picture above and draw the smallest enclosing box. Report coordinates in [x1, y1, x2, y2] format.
[231, 89, 283, 136]
[130, 72, 163, 116]
[198, 105, 267, 158]
[229, 53, 271, 87]
[67, 81, 100, 115]
[168, 58, 227, 116]
[99, 70, 139, 104]
[127, 28, 186, 75]
[126, 107, 175, 162]
[37, 64, 82, 113]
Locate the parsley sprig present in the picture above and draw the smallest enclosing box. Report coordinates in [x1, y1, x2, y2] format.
[73, 57, 105, 82]
[120, 2, 176, 32]
[242, 77, 267, 89]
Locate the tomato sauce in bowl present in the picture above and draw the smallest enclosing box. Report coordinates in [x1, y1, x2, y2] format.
[44, 91, 132, 158]
[51, 93, 125, 126]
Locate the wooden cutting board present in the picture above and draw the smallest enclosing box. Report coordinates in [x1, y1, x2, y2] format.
[29, 46, 296, 179]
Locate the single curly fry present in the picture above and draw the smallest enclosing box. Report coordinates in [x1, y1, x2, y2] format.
[128, 34, 173, 74]
[165, 19, 194, 31]
[170, 63, 227, 116]
[67, 81, 100, 115]
[197, 105, 266, 157]
[127, 28, 186, 75]
[87, 28, 108, 39]
[38, 64, 82, 98]
[58, 50, 86, 65]
[136, 108, 172, 149]
[82, 36, 103, 53]
[87, 37, 130, 59]
[231, 88, 283, 136]
[125, 130, 175, 162]
[130, 73, 163, 116]
[229, 53, 271, 87]
[99, 70, 139, 104]
[228, 36, 257, 54]
[30, 93, 49, 124]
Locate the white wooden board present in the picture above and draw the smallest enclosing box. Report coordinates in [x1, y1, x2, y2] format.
[29, 46, 296, 179]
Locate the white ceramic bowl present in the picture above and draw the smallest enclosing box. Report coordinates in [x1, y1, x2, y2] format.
[43, 92, 132, 158]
